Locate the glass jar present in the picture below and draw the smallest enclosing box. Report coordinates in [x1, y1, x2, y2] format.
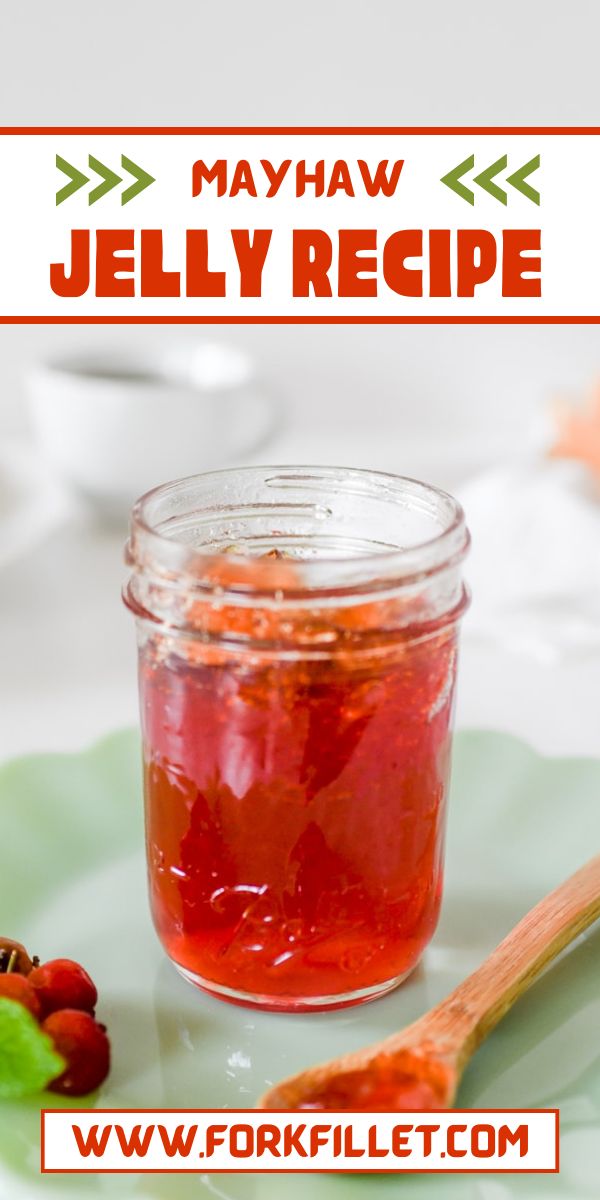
[124, 466, 469, 1012]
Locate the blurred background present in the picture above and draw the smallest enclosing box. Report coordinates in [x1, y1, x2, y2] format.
[0, 0, 599, 760]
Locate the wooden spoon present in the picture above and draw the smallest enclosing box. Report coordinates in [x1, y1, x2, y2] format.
[259, 854, 600, 1111]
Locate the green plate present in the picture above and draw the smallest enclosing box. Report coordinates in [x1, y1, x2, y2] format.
[0, 730, 599, 1198]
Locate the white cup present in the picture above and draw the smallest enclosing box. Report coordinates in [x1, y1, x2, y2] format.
[26, 343, 277, 517]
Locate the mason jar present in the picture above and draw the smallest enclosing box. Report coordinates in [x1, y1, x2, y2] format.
[124, 466, 469, 1012]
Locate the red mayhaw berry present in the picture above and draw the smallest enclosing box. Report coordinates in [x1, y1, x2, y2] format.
[42, 1010, 110, 1096]
[0, 973, 42, 1019]
[29, 959, 98, 1017]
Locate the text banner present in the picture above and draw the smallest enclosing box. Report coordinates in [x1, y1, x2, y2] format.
[1, 127, 598, 321]
[42, 1108, 559, 1173]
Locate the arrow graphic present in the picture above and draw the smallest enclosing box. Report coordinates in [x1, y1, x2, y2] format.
[56, 155, 89, 205]
[506, 154, 540, 205]
[441, 153, 541, 205]
[55, 154, 155, 204]
[121, 155, 155, 205]
[440, 154, 475, 205]
[473, 154, 508, 205]
[88, 155, 121, 205]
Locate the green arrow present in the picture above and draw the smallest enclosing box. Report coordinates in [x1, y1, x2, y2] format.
[506, 154, 540, 205]
[440, 154, 475, 205]
[121, 155, 155, 205]
[88, 155, 121, 205]
[474, 154, 508, 204]
[56, 155, 89, 205]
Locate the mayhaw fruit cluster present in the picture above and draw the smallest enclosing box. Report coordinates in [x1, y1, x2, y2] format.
[0, 938, 110, 1096]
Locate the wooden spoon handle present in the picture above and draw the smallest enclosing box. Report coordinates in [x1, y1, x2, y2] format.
[423, 853, 600, 1065]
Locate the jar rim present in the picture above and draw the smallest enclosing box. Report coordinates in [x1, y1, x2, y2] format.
[126, 465, 470, 604]
[127, 465, 469, 601]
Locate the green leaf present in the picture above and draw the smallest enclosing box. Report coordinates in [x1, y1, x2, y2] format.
[0, 998, 65, 1098]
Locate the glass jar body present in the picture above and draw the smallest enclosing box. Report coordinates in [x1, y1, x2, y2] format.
[126, 467, 469, 1012]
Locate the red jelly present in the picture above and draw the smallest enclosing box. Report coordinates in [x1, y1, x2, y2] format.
[125, 467, 469, 1011]
[295, 1050, 451, 1111]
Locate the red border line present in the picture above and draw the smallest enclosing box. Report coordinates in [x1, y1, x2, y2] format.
[1, 125, 599, 134]
[1, 317, 599, 325]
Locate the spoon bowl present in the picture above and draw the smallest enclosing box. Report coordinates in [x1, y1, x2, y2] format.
[262, 1040, 458, 1111]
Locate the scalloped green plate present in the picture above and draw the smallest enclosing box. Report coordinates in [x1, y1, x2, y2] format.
[0, 730, 599, 1199]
